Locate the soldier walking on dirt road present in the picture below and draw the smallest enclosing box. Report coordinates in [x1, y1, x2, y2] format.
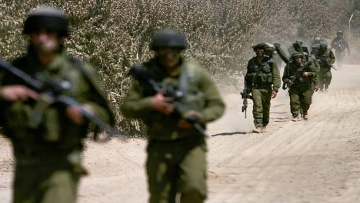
[331, 31, 350, 68]
[0, 6, 114, 203]
[245, 43, 281, 133]
[121, 29, 225, 203]
[282, 52, 318, 121]
[313, 42, 336, 92]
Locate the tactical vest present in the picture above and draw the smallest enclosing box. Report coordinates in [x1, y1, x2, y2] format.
[140, 58, 205, 140]
[246, 57, 274, 86]
[0, 51, 109, 159]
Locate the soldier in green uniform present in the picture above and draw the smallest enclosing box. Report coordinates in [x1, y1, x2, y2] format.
[330, 31, 350, 68]
[120, 29, 225, 203]
[0, 6, 114, 203]
[282, 52, 318, 121]
[245, 43, 281, 133]
[314, 42, 336, 92]
[311, 36, 322, 47]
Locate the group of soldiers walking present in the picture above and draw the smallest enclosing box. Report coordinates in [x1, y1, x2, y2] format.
[0, 6, 225, 203]
[0, 4, 352, 203]
[244, 32, 350, 133]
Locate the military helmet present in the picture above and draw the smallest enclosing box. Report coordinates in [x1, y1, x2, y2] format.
[23, 6, 69, 37]
[252, 43, 266, 51]
[291, 52, 303, 59]
[295, 40, 303, 46]
[337, 31, 343, 35]
[320, 42, 328, 49]
[150, 29, 187, 50]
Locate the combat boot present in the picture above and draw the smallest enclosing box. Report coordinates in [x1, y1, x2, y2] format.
[303, 112, 309, 120]
[292, 115, 300, 122]
[253, 127, 263, 133]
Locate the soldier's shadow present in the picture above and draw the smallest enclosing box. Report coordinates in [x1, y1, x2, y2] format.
[211, 132, 249, 137]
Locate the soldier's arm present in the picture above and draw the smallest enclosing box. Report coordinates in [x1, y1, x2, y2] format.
[330, 50, 336, 64]
[78, 63, 114, 124]
[197, 67, 225, 124]
[271, 62, 281, 91]
[244, 59, 253, 87]
[282, 64, 290, 83]
[120, 80, 153, 119]
[330, 38, 337, 48]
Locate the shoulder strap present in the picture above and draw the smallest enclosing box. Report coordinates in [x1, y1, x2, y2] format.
[69, 56, 115, 130]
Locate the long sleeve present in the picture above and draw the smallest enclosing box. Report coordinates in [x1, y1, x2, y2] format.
[120, 80, 153, 119]
[271, 62, 281, 91]
[197, 67, 225, 124]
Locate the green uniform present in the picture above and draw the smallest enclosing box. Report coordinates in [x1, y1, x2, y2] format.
[317, 49, 335, 91]
[245, 57, 281, 127]
[0, 46, 114, 203]
[331, 37, 349, 68]
[282, 61, 317, 117]
[121, 57, 225, 203]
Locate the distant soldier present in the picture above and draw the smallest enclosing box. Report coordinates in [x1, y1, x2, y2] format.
[330, 31, 350, 68]
[282, 52, 318, 121]
[0, 6, 114, 203]
[245, 43, 281, 133]
[121, 29, 225, 203]
[311, 36, 322, 48]
[312, 42, 335, 92]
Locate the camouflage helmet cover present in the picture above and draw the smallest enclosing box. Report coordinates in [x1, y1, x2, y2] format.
[337, 31, 343, 35]
[23, 6, 69, 37]
[320, 41, 328, 49]
[291, 52, 303, 59]
[150, 28, 187, 50]
[252, 42, 267, 51]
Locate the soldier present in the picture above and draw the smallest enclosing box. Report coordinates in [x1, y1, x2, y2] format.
[0, 6, 114, 203]
[245, 43, 281, 133]
[313, 42, 335, 92]
[282, 52, 318, 121]
[311, 36, 322, 48]
[330, 31, 350, 68]
[120, 29, 225, 203]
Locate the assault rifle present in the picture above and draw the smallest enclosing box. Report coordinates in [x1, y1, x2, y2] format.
[127, 64, 207, 137]
[0, 57, 126, 142]
[311, 49, 337, 71]
[240, 77, 252, 118]
[282, 62, 311, 90]
[334, 42, 345, 51]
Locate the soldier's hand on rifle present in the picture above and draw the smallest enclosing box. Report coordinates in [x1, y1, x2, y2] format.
[271, 90, 277, 99]
[178, 110, 201, 129]
[317, 59, 322, 64]
[0, 85, 38, 102]
[247, 87, 252, 94]
[314, 85, 319, 92]
[66, 106, 84, 125]
[151, 91, 174, 115]
[303, 72, 309, 77]
[66, 104, 95, 125]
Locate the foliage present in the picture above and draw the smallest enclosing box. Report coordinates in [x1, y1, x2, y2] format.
[0, 0, 355, 136]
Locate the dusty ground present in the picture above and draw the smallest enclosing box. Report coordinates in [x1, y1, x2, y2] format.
[1, 64, 360, 203]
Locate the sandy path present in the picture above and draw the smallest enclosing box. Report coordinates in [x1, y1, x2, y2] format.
[1, 65, 360, 203]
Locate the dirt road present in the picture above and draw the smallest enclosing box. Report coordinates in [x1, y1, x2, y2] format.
[1, 64, 360, 203]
